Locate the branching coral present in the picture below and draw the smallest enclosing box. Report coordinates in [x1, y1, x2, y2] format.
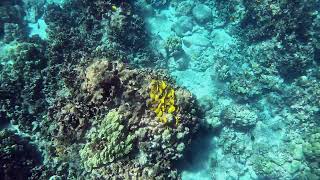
[148, 80, 179, 125]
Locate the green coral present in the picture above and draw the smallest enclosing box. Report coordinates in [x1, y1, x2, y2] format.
[251, 155, 282, 179]
[80, 109, 135, 171]
[304, 131, 320, 160]
[303, 129, 320, 177]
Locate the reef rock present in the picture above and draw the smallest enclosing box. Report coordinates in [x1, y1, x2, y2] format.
[192, 4, 212, 24]
[221, 104, 258, 130]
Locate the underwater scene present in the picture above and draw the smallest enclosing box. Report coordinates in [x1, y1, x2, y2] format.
[1, 0, 320, 179]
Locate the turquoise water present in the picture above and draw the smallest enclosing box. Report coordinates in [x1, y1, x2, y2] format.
[1, 0, 320, 179]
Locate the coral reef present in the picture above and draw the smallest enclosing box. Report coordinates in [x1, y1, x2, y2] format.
[240, 0, 318, 43]
[303, 128, 320, 178]
[221, 104, 258, 130]
[0, 0, 26, 42]
[165, 36, 183, 58]
[218, 128, 250, 156]
[175, 1, 194, 17]
[146, 0, 169, 8]
[0, 1, 199, 178]
[214, 0, 319, 81]
[38, 59, 200, 179]
[192, 4, 212, 24]
[0, 41, 47, 132]
[80, 109, 135, 171]
[1, 0, 320, 179]
[108, 6, 148, 50]
[43, 0, 157, 69]
[214, 0, 244, 24]
[172, 16, 194, 36]
[44, 2, 103, 63]
[81, 60, 123, 105]
[0, 129, 41, 179]
[47, 100, 89, 143]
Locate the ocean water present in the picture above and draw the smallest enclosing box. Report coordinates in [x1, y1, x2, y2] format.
[0, 0, 320, 179]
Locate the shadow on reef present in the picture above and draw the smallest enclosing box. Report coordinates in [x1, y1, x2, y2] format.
[0, 0, 26, 42]
[0, 129, 42, 180]
[176, 125, 218, 174]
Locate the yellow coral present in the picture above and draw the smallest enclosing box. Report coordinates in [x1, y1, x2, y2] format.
[149, 80, 179, 125]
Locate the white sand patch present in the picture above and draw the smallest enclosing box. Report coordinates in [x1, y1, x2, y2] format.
[28, 18, 48, 40]
[170, 68, 215, 99]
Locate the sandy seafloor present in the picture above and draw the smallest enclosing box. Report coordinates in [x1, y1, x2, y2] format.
[1, 0, 320, 179]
